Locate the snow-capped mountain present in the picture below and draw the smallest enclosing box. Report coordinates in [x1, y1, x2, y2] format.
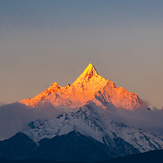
[20, 63, 143, 110]
[1, 101, 162, 161]
[1, 63, 163, 162]
[23, 102, 163, 153]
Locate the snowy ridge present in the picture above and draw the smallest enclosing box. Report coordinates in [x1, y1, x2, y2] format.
[94, 80, 143, 110]
[23, 104, 109, 144]
[20, 63, 143, 110]
[109, 121, 163, 152]
[23, 102, 163, 152]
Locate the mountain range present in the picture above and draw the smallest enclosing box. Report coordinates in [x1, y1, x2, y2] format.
[0, 63, 163, 162]
[20, 63, 143, 110]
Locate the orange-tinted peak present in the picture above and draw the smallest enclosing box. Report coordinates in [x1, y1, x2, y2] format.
[107, 79, 116, 88]
[72, 63, 100, 85]
[84, 63, 98, 75]
[19, 64, 143, 110]
[49, 82, 60, 88]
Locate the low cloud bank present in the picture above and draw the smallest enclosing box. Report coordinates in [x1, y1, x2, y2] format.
[0, 101, 162, 140]
[0, 102, 64, 140]
[103, 104, 163, 133]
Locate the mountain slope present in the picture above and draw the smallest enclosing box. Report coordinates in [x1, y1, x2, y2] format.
[93, 79, 143, 110]
[0, 130, 139, 162]
[28, 131, 119, 162]
[0, 150, 163, 163]
[99, 149, 163, 163]
[0, 133, 37, 160]
[23, 103, 163, 153]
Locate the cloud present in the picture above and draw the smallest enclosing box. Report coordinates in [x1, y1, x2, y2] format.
[0, 102, 5, 107]
[103, 105, 163, 133]
[0, 101, 162, 141]
[0, 102, 64, 140]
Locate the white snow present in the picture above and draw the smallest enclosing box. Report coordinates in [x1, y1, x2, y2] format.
[22, 103, 163, 153]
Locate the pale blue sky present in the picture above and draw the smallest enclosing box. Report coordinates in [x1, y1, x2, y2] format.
[0, 0, 163, 108]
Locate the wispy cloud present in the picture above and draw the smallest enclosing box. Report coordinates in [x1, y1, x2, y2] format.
[0, 102, 63, 140]
[103, 105, 163, 133]
[0, 101, 162, 140]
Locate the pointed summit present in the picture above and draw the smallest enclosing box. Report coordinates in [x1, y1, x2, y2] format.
[83, 63, 99, 76]
[72, 63, 99, 85]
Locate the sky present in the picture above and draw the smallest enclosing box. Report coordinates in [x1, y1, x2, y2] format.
[0, 0, 163, 109]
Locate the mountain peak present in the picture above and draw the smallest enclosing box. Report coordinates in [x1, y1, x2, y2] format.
[20, 64, 143, 110]
[84, 63, 99, 76]
[72, 63, 99, 85]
